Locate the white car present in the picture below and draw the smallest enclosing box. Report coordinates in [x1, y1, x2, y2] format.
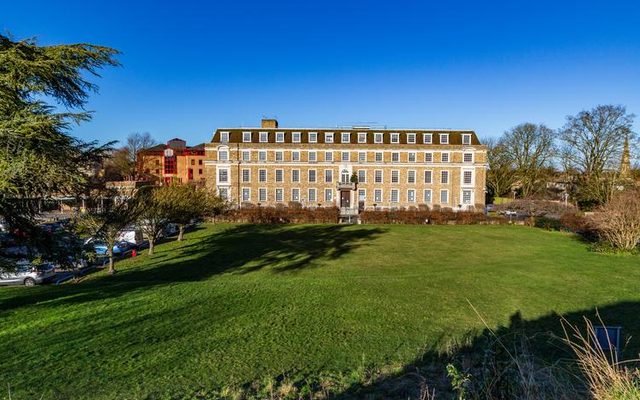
[0, 261, 55, 286]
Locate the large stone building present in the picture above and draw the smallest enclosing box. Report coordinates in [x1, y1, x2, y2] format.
[137, 138, 206, 185]
[205, 119, 487, 215]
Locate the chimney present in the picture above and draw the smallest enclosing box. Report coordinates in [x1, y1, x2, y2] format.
[261, 118, 278, 129]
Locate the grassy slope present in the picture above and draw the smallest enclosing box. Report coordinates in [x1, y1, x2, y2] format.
[0, 224, 639, 399]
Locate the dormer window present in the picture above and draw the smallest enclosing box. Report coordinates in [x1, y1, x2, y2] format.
[275, 132, 285, 143]
[358, 132, 367, 143]
[390, 133, 400, 143]
[308, 132, 317, 143]
[220, 132, 229, 143]
[407, 133, 416, 144]
[423, 133, 432, 144]
[374, 133, 383, 144]
[341, 132, 351, 143]
[259, 132, 268, 143]
[462, 134, 472, 145]
[440, 134, 449, 144]
[325, 132, 334, 143]
[242, 131, 251, 143]
[292, 132, 301, 143]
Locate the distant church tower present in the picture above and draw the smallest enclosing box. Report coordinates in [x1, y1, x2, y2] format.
[619, 133, 631, 179]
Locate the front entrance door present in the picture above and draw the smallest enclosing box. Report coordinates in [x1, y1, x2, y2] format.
[340, 191, 350, 208]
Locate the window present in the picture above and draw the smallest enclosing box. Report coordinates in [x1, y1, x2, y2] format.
[424, 170, 432, 184]
[391, 170, 400, 183]
[374, 133, 383, 143]
[308, 188, 317, 202]
[441, 170, 449, 184]
[440, 189, 449, 204]
[242, 131, 251, 142]
[198, 169, 203, 174]
[308, 132, 317, 143]
[462, 134, 472, 145]
[191, 159, 195, 166]
[341, 151, 350, 162]
[308, 151, 317, 163]
[291, 188, 300, 202]
[463, 153, 473, 163]
[275, 151, 283, 162]
[325, 188, 333, 201]
[390, 133, 399, 143]
[218, 169, 228, 183]
[275, 132, 285, 143]
[275, 169, 284, 182]
[164, 156, 176, 174]
[155, 159, 160, 166]
[259, 188, 267, 202]
[424, 189, 432, 203]
[258, 169, 267, 182]
[374, 189, 382, 202]
[325, 151, 333, 162]
[375, 152, 383, 163]
[440, 133, 449, 144]
[408, 189, 416, 202]
[463, 170, 473, 185]
[325, 132, 334, 143]
[259, 132, 268, 143]
[408, 152, 416, 162]
[357, 152, 366, 163]
[358, 132, 367, 143]
[407, 170, 416, 183]
[292, 169, 300, 182]
[358, 189, 366, 201]
[358, 169, 366, 183]
[390, 189, 399, 203]
[441, 152, 449, 163]
[423, 133, 432, 144]
[242, 150, 251, 161]
[425, 152, 433, 163]
[308, 169, 316, 183]
[218, 150, 228, 162]
[341, 132, 350, 143]
[292, 132, 301, 143]
[220, 132, 229, 143]
[155, 169, 160, 174]
[242, 169, 250, 182]
[275, 188, 284, 202]
[462, 190, 472, 204]
[324, 169, 333, 183]
[292, 151, 300, 162]
[199, 159, 203, 165]
[242, 188, 250, 202]
[407, 133, 416, 144]
[341, 169, 350, 183]
[218, 187, 228, 199]
[258, 151, 267, 162]
[391, 152, 400, 163]
[374, 170, 383, 183]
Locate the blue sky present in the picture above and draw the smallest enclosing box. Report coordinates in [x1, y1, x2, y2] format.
[4, 0, 640, 146]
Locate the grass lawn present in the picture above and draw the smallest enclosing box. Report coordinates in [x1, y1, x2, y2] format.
[1, 223, 639, 399]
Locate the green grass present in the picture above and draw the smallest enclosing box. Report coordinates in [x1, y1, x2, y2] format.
[1, 223, 639, 399]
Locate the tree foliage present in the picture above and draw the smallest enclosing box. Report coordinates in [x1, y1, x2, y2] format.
[161, 184, 227, 241]
[485, 138, 517, 199]
[0, 33, 119, 234]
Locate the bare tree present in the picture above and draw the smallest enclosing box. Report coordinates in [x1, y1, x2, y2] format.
[501, 123, 556, 198]
[485, 138, 517, 200]
[589, 188, 640, 251]
[125, 132, 157, 177]
[560, 105, 635, 205]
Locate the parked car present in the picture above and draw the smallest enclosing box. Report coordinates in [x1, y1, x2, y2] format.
[0, 261, 55, 286]
[92, 241, 132, 256]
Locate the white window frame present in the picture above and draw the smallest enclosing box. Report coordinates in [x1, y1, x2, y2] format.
[390, 189, 399, 203]
[242, 150, 251, 161]
[275, 151, 283, 162]
[424, 189, 432, 203]
[358, 169, 366, 183]
[241, 169, 251, 183]
[308, 132, 318, 143]
[292, 169, 300, 183]
[341, 151, 350, 162]
[407, 133, 416, 144]
[275, 169, 284, 183]
[218, 168, 229, 183]
[463, 152, 473, 163]
[441, 170, 449, 184]
[374, 133, 383, 144]
[408, 152, 416, 162]
[425, 152, 433, 163]
[391, 169, 400, 184]
[275, 131, 285, 143]
[242, 131, 251, 143]
[462, 189, 473, 205]
[308, 169, 317, 183]
[220, 131, 229, 143]
[292, 151, 300, 162]
[358, 132, 367, 143]
[462, 169, 474, 186]
[440, 189, 449, 204]
[259, 188, 267, 202]
[275, 188, 284, 202]
[441, 152, 450, 163]
[259, 131, 268, 143]
[423, 133, 432, 144]
[391, 152, 400, 163]
[324, 132, 334, 143]
[242, 188, 251, 202]
[375, 152, 383, 163]
[374, 189, 383, 203]
[407, 170, 416, 184]
[324, 169, 333, 183]
[408, 189, 416, 203]
[291, 188, 300, 202]
[358, 152, 366, 163]
[390, 133, 400, 143]
[462, 134, 472, 145]
[341, 132, 351, 143]
[258, 169, 267, 182]
[440, 133, 449, 144]
[424, 170, 433, 184]
[325, 188, 333, 202]
[292, 132, 301, 143]
[218, 149, 229, 162]
[325, 151, 333, 162]
[308, 151, 317, 163]
[374, 169, 383, 183]
[258, 150, 267, 162]
[308, 188, 317, 202]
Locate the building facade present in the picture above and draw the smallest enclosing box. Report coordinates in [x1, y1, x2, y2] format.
[137, 138, 206, 184]
[204, 119, 488, 214]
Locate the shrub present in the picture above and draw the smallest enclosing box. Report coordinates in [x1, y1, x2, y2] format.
[589, 189, 640, 252]
[221, 206, 340, 224]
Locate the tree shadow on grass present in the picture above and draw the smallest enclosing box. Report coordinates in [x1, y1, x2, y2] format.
[0, 224, 386, 312]
[332, 301, 640, 399]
